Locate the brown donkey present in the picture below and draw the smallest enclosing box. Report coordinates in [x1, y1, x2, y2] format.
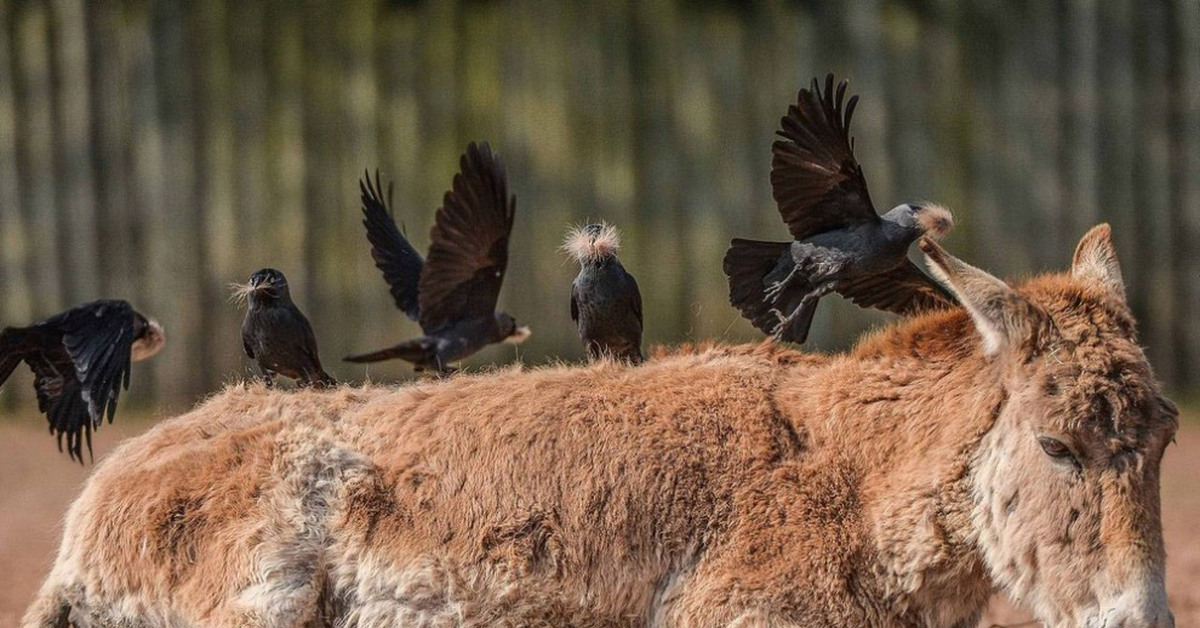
[25, 225, 1175, 627]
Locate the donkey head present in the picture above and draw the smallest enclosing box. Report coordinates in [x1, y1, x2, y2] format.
[921, 226, 1177, 628]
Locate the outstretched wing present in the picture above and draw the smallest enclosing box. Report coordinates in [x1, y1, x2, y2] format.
[417, 142, 516, 332]
[835, 260, 956, 316]
[360, 170, 424, 321]
[58, 300, 136, 430]
[26, 352, 93, 462]
[771, 74, 879, 240]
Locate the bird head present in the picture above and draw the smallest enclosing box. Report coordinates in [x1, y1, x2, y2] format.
[130, 316, 165, 362]
[885, 203, 954, 241]
[561, 222, 622, 264]
[230, 268, 292, 306]
[496, 312, 532, 345]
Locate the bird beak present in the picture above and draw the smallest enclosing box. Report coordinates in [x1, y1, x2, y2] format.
[131, 319, 166, 362]
[504, 326, 532, 345]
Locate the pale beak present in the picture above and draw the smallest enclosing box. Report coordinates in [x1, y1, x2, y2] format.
[503, 326, 532, 345]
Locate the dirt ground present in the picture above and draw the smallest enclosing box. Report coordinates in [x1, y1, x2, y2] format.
[1, 415, 1197, 627]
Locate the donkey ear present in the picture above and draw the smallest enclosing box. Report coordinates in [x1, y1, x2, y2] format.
[919, 238, 1042, 357]
[1071, 224, 1126, 300]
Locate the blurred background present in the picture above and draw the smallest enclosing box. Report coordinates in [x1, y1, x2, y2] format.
[0, 0, 1198, 413]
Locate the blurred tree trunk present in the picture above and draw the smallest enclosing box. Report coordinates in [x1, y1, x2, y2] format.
[1097, 0, 1137, 290]
[265, 0, 306, 310]
[193, 1, 238, 384]
[50, 0, 98, 303]
[128, 4, 166, 406]
[630, 0, 686, 344]
[229, 0, 269, 281]
[1169, 0, 1199, 387]
[13, 2, 61, 313]
[1134, 0, 1176, 385]
[0, 0, 31, 325]
[1062, 0, 1098, 236]
[1026, 0, 1062, 267]
[88, 3, 136, 303]
[151, 0, 205, 401]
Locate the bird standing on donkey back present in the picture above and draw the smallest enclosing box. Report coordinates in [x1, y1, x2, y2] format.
[344, 142, 531, 374]
[724, 73, 956, 344]
[0, 300, 165, 461]
[562, 222, 643, 364]
[233, 268, 336, 388]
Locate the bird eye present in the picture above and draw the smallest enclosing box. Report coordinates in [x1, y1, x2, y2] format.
[1038, 436, 1073, 460]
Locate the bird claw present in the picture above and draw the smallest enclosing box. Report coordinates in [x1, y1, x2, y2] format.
[769, 308, 794, 339]
[764, 280, 787, 301]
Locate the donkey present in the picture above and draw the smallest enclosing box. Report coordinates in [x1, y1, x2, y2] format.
[24, 225, 1176, 627]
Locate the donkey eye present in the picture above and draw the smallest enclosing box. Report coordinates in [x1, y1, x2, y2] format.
[1038, 436, 1073, 459]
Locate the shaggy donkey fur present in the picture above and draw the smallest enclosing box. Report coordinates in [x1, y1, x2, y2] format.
[25, 225, 1175, 628]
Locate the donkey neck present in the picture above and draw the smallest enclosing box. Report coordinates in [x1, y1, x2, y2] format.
[775, 346, 1005, 625]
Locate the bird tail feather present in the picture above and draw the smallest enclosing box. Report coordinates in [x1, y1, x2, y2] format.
[723, 239, 794, 335]
[343, 338, 436, 365]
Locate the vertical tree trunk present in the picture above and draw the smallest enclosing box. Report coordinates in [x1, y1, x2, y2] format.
[1062, 0, 1099, 236]
[151, 0, 205, 400]
[1134, 0, 1175, 384]
[1169, 0, 1199, 387]
[630, 0, 686, 344]
[265, 0, 306, 301]
[13, 2, 61, 312]
[128, 4, 167, 406]
[1097, 0, 1137, 299]
[50, 0, 98, 303]
[0, 0, 31, 324]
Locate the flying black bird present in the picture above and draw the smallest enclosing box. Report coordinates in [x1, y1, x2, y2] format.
[0, 300, 165, 461]
[723, 74, 956, 344]
[234, 268, 335, 388]
[562, 223, 643, 364]
[344, 142, 530, 373]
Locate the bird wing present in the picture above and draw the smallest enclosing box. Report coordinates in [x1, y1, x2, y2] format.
[26, 352, 94, 461]
[360, 170, 424, 321]
[835, 260, 957, 316]
[627, 270, 644, 332]
[417, 142, 515, 332]
[570, 284, 580, 324]
[771, 74, 880, 240]
[57, 300, 136, 429]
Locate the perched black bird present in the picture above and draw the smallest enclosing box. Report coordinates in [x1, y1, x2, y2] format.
[233, 268, 335, 388]
[344, 142, 531, 373]
[562, 223, 643, 364]
[0, 300, 165, 461]
[724, 74, 956, 344]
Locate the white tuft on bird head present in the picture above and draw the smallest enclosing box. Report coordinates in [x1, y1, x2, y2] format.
[131, 319, 165, 362]
[561, 223, 622, 262]
[914, 203, 954, 240]
[227, 281, 258, 306]
[503, 325, 532, 345]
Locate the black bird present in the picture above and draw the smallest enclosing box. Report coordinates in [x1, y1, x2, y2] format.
[562, 223, 643, 364]
[723, 74, 956, 344]
[234, 268, 335, 388]
[344, 142, 531, 373]
[0, 300, 165, 461]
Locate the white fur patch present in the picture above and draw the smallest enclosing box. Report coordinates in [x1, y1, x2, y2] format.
[916, 204, 954, 240]
[561, 223, 621, 262]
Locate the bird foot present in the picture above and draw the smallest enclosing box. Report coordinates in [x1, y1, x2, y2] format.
[764, 280, 787, 301]
[769, 308, 795, 339]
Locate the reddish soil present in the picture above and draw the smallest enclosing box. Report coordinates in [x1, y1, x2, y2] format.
[1, 414, 1197, 626]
